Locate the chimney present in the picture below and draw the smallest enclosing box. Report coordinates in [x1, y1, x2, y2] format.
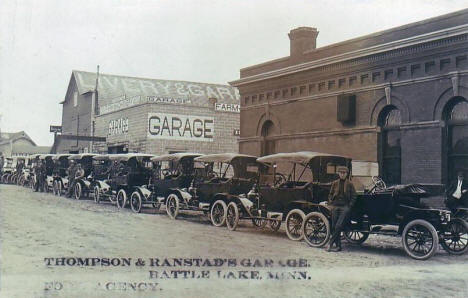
[288, 27, 319, 58]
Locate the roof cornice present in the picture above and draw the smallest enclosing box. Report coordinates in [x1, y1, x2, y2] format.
[230, 24, 468, 87]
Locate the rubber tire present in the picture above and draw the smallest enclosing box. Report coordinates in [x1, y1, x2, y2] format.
[402, 219, 439, 260]
[74, 182, 82, 200]
[302, 212, 331, 248]
[130, 191, 142, 213]
[116, 189, 127, 209]
[210, 200, 227, 227]
[440, 218, 468, 255]
[343, 231, 370, 245]
[285, 209, 306, 241]
[166, 193, 180, 219]
[226, 202, 239, 231]
[94, 186, 101, 203]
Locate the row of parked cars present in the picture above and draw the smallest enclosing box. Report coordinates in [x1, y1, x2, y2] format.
[2, 151, 468, 260]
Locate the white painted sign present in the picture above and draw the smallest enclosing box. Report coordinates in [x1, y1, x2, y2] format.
[148, 113, 214, 142]
[215, 103, 240, 113]
[99, 95, 191, 115]
[108, 118, 129, 136]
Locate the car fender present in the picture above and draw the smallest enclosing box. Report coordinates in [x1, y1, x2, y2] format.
[286, 200, 315, 214]
[133, 186, 152, 200]
[169, 188, 192, 202]
[95, 180, 111, 192]
[398, 208, 442, 234]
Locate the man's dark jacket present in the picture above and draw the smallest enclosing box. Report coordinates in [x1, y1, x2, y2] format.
[328, 179, 357, 207]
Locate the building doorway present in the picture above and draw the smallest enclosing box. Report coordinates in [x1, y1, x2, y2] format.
[261, 120, 276, 156]
[445, 97, 468, 182]
[379, 107, 401, 185]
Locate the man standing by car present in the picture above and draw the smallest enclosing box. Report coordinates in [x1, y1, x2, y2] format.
[446, 171, 468, 211]
[67, 160, 77, 198]
[327, 166, 357, 252]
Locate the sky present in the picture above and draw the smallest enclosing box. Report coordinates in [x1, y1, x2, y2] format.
[0, 0, 467, 146]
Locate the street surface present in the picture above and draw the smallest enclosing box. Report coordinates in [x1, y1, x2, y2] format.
[0, 184, 467, 298]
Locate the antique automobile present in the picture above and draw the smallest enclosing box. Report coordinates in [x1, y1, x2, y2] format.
[127, 153, 202, 214]
[224, 152, 352, 241]
[26, 154, 41, 189]
[68, 153, 97, 199]
[301, 179, 468, 260]
[180, 153, 263, 225]
[1, 157, 14, 184]
[16, 156, 33, 186]
[38, 154, 56, 192]
[51, 154, 72, 196]
[109, 153, 154, 209]
[91, 154, 116, 204]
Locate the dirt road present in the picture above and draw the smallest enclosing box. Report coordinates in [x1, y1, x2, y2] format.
[0, 184, 467, 298]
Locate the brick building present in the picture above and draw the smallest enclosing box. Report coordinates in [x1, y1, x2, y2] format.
[230, 9, 468, 185]
[55, 70, 240, 155]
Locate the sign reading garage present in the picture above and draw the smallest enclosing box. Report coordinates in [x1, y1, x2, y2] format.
[148, 113, 214, 142]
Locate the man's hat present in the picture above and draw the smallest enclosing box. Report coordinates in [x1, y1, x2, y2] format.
[337, 166, 349, 173]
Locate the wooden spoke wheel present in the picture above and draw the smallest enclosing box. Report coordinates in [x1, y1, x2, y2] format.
[226, 202, 239, 231]
[302, 212, 330, 247]
[441, 219, 468, 255]
[166, 194, 180, 219]
[285, 209, 306, 241]
[210, 200, 227, 227]
[402, 219, 438, 260]
[130, 191, 142, 213]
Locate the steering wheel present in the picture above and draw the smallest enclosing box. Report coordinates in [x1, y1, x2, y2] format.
[370, 176, 386, 193]
[274, 173, 286, 187]
[162, 169, 171, 177]
[207, 170, 218, 179]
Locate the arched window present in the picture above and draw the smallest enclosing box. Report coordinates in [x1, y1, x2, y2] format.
[379, 107, 401, 185]
[446, 98, 468, 181]
[261, 120, 276, 156]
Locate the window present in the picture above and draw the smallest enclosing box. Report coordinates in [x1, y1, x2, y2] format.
[73, 91, 78, 107]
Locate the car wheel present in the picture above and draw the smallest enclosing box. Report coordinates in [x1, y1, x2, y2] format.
[252, 218, 267, 228]
[74, 183, 82, 200]
[302, 212, 330, 247]
[94, 186, 101, 204]
[269, 219, 281, 231]
[166, 193, 180, 219]
[440, 218, 468, 255]
[402, 219, 439, 260]
[343, 230, 369, 245]
[210, 200, 227, 227]
[226, 202, 239, 231]
[130, 191, 142, 213]
[285, 209, 306, 241]
[116, 189, 127, 209]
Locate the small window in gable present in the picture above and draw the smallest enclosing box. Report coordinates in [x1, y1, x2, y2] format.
[73, 92, 78, 107]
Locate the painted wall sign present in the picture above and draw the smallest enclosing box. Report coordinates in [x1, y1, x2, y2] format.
[215, 103, 240, 113]
[49, 125, 62, 133]
[99, 95, 191, 114]
[233, 129, 241, 136]
[108, 118, 129, 136]
[75, 72, 240, 101]
[148, 113, 214, 142]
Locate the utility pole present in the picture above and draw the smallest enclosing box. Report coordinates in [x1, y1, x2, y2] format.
[90, 65, 100, 152]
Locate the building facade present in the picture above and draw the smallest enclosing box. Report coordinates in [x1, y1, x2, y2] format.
[56, 71, 240, 155]
[230, 9, 468, 185]
[0, 131, 51, 157]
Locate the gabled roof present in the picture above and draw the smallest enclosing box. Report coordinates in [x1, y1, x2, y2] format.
[0, 131, 36, 146]
[62, 70, 240, 108]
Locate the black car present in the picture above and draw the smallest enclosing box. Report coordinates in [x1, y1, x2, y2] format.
[224, 151, 352, 241]
[108, 153, 154, 210]
[68, 154, 98, 200]
[52, 154, 71, 196]
[302, 178, 468, 260]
